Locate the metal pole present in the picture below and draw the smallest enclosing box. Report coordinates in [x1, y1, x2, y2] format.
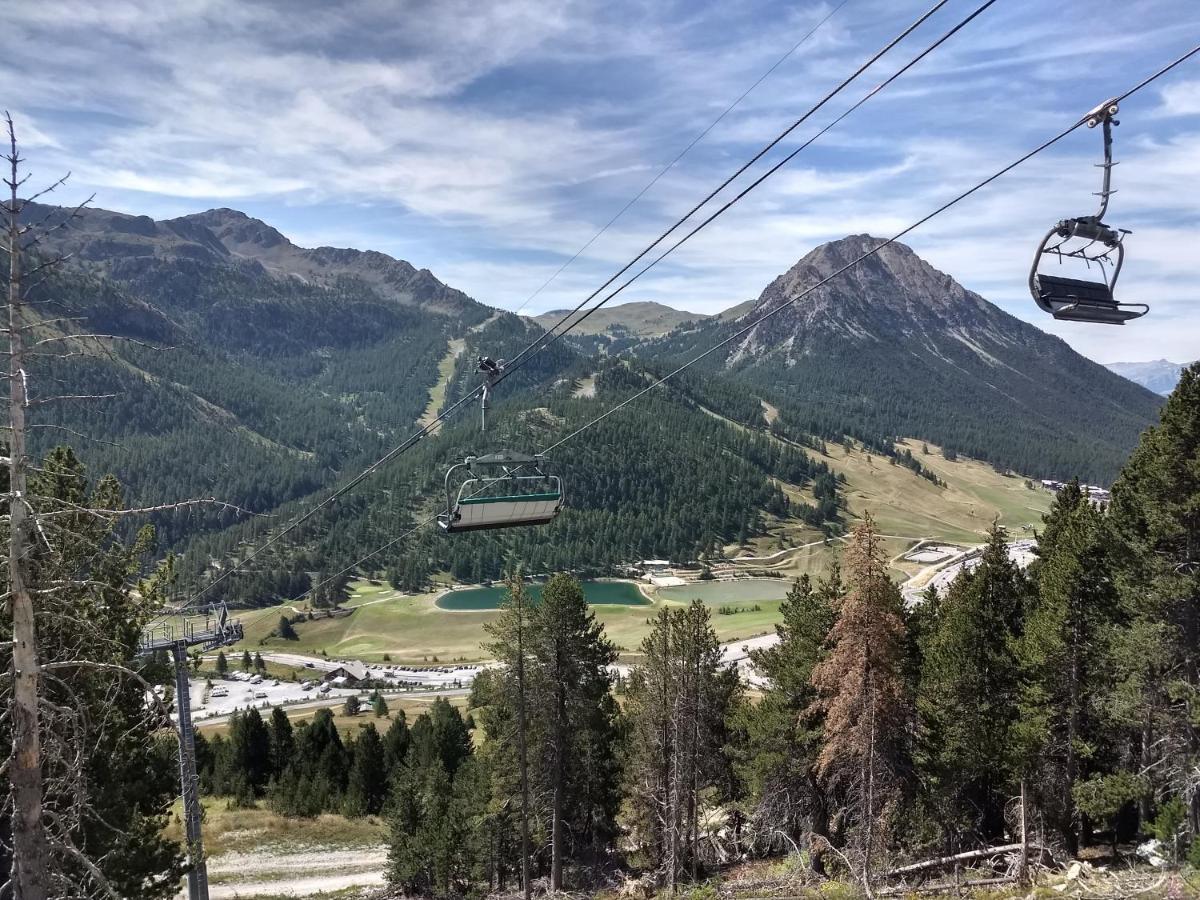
[172, 641, 209, 900]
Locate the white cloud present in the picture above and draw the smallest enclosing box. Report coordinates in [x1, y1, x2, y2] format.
[1156, 79, 1200, 117]
[3, 0, 1197, 365]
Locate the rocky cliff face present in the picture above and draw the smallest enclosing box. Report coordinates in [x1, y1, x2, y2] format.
[727, 235, 1026, 366]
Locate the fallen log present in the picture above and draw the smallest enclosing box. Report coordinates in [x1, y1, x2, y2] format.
[884, 843, 1054, 878]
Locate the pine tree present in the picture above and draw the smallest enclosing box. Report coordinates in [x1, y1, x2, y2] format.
[228, 707, 273, 796]
[919, 524, 1027, 845]
[216, 651, 228, 675]
[344, 695, 361, 716]
[269, 706, 295, 779]
[373, 692, 389, 718]
[738, 570, 839, 864]
[409, 697, 471, 776]
[241, 650, 253, 672]
[625, 600, 741, 889]
[1108, 363, 1200, 840]
[483, 571, 535, 900]
[1018, 482, 1121, 852]
[383, 711, 411, 771]
[344, 724, 388, 817]
[809, 514, 908, 891]
[526, 573, 620, 887]
[278, 615, 299, 640]
[254, 651, 266, 672]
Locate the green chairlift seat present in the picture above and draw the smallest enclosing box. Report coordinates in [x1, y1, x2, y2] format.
[438, 451, 564, 534]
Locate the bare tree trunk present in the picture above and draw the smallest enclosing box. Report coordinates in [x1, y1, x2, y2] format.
[7, 129, 50, 900]
[690, 611, 701, 883]
[551, 683, 564, 892]
[516, 592, 532, 900]
[1018, 778, 1029, 887]
[862, 674, 877, 900]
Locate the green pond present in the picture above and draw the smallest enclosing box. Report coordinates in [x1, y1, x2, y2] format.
[437, 580, 648, 611]
[657, 579, 790, 604]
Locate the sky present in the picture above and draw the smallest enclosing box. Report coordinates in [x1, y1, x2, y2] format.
[4, 0, 1199, 364]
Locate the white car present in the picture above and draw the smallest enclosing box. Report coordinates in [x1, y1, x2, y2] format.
[254, 691, 267, 699]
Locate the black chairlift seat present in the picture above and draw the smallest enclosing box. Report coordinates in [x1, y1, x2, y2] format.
[438, 451, 564, 534]
[1028, 98, 1149, 326]
[1032, 272, 1148, 324]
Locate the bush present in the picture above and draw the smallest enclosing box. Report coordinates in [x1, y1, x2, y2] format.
[1189, 836, 1200, 869]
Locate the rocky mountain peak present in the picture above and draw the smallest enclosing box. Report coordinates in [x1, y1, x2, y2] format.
[185, 208, 290, 251]
[731, 235, 1004, 366]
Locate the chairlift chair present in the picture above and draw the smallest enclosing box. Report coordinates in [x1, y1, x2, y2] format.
[438, 451, 564, 533]
[437, 357, 565, 533]
[1029, 99, 1147, 325]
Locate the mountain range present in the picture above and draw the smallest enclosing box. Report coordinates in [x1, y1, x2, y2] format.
[17, 203, 1165, 601]
[1105, 359, 1191, 395]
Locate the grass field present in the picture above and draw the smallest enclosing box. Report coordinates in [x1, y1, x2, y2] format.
[733, 436, 1053, 581]
[222, 440, 1053, 666]
[231, 580, 785, 663]
[163, 796, 386, 856]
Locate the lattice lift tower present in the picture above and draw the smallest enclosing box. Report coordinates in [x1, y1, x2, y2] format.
[140, 604, 243, 900]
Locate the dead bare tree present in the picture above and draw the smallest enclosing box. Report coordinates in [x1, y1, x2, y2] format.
[0, 114, 246, 900]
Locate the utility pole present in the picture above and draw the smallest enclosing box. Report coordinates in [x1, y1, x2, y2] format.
[141, 607, 242, 900]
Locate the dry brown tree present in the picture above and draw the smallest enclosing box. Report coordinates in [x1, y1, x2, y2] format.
[809, 514, 909, 898]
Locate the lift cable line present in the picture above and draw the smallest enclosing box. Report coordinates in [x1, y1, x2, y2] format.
[494, 0, 955, 376]
[535, 42, 1200, 459]
[493, 0, 1000, 382]
[166, 0, 951, 616]
[506, 0, 852, 319]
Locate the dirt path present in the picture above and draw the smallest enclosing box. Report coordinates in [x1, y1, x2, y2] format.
[199, 845, 388, 898]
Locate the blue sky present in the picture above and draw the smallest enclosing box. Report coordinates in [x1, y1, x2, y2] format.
[4, 0, 1199, 363]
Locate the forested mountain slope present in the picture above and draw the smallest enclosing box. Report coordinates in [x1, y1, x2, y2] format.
[20, 203, 490, 543]
[648, 235, 1161, 483]
[15, 204, 1161, 599]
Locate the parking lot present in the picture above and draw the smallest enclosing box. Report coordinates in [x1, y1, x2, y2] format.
[187, 654, 486, 723]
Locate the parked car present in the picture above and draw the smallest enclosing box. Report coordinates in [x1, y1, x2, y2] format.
[254, 691, 267, 699]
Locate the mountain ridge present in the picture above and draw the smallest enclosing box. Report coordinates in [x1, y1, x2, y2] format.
[1105, 359, 1190, 395]
[25, 201, 486, 319]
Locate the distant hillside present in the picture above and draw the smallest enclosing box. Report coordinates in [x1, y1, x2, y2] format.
[648, 235, 1161, 483]
[1106, 359, 1189, 395]
[530, 300, 705, 338]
